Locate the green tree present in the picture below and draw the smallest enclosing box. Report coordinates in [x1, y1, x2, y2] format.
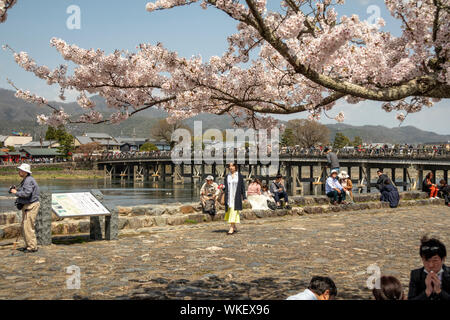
[140, 142, 159, 152]
[7, 145, 15, 152]
[333, 132, 350, 149]
[281, 128, 295, 147]
[45, 126, 74, 158]
[352, 136, 363, 147]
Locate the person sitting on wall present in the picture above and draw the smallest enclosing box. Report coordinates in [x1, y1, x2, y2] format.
[380, 179, 400, 208]
[422, 172, 439, 199]
[270, 174, 291, 209]
[200, 175, 219, 216]
[375, 169, 391, 191]
[247, 178, 269, 210]
[261, 184, 277, 210]
[325, 169, 347, 205]
[438, 179, 450, 207]
[338, 171, 353, 202]
[408, 236, 450, 300]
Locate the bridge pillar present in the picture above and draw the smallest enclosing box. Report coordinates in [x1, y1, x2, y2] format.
[417, 166, 423, 191]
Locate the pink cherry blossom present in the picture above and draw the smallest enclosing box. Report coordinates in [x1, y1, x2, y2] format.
[4, 0, 449, 128]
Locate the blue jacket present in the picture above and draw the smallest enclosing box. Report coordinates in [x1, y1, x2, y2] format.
[380, 184, 399, 208]
[15, 175, 40, 205]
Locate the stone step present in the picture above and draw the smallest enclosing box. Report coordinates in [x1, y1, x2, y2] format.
[0, 198, 445, 240]
[0, 191, 432, 227]
[290, 191, 428, 206]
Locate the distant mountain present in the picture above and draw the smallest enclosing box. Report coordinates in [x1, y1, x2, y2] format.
[327, 123, 450, 144]
[0, 88, 449, 144]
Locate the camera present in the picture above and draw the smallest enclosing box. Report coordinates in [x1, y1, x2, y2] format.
[8, 185, 16, 194]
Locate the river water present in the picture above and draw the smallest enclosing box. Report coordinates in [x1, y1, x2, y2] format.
[0, 179, 201, 212]
[0, 176, 399, 213]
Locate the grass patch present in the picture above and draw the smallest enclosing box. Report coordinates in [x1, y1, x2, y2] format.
[184, 219, 199, 224]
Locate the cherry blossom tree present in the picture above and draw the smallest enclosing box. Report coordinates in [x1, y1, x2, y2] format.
[0, 0, 17, 23]
[4, 0, 450, 128]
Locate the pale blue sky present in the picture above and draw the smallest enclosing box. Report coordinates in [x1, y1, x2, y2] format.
[0, 0, 448, 134]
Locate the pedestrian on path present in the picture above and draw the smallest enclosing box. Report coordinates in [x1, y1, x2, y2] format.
[223, 163, 246, 235]
[9, 164, 40, 253]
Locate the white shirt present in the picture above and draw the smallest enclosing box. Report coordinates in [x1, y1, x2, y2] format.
[227, 172, 239, 209]
[286, 289, 318, 300]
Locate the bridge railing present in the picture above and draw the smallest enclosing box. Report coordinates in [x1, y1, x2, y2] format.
[90, 148, 450, 162]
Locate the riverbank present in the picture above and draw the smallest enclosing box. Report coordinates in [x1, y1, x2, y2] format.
[0, 167, 104, 181]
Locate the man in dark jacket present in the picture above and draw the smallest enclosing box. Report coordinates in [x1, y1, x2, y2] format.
[438, 179, 450, 206]
[375, 169, 391, 191]
[270, 174, 291, 209]
[408, 236, 450, 300]
[9, 164, 40, 253]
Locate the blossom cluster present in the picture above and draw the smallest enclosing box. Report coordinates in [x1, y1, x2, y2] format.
[0, 0, 16, 23]
[6, 0, 449, 128]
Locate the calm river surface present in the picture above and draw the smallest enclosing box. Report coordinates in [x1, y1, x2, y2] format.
[0, 179, 201, 212]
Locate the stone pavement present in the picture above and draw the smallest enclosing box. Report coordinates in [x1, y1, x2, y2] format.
[0, 205, 449, 300]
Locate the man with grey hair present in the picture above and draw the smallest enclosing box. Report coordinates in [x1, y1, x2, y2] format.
[200, 175, 219, 216]
[9, 164, 40, 253]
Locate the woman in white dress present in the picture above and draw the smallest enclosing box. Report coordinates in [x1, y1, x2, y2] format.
[247, 178, 270, 210]
[223, 163, 246, 235]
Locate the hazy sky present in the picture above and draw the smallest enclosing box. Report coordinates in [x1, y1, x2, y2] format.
[0, 0, 448, 133]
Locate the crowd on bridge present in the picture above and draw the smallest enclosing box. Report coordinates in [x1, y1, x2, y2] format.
[90, 144, 450, 162]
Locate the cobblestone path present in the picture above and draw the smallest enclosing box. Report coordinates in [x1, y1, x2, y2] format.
[0, 205, 448, 300]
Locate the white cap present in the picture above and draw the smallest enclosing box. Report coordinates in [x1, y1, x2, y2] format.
[17, 163, 32, 174]
[331, 169, 338, 175]
[338, 171, 349, 179]
[206, 175, 214, 181]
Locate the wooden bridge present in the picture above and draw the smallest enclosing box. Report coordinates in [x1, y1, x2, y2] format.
[95, 152, 450, 195]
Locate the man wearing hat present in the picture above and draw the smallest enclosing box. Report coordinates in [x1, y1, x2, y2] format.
[200, 175, 219, 216]
[325, 169, 346, 205]
[9, 164, 40, 253]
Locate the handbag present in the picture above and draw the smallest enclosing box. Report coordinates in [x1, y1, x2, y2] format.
[15, 199, 24, 210]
